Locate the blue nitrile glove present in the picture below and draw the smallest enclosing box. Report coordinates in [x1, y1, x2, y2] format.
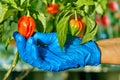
[13, 32, 100, 72]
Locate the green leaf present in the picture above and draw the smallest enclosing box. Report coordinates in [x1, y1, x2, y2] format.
[10, 0, 17, 6]
[83, 16, 96, 31]
[61, 0, 77, 5]
[56, 16, 70, 48]
[46, 20, 53, 32]
[0, 2, 8, 23]
[37, 12, 46, 32]
[77, 0, 94, 7]
[99, 0, 107, 11]
[82, 16, 97, 43]
[95, 3, 103, 15]
[4, 9, 17, 20]
[1, 0, 17, 7]
[56, 4, 72, 24]
[5, 36, 14, 50]
[30, 0, 46, 12]
[20, 0, 26, 5]
[41, 0, 47, 5]
[1, 0, 23, 11]
[84, 5, 95, 15]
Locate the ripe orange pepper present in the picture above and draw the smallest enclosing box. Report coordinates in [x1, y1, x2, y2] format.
[18, 16, 36, 38]
[46, 3, 59, 14]
[70, 19, 83, 31]
[69, 19, 85, 38]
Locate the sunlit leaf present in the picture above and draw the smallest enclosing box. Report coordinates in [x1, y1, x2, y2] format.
[1, 0, 17, 7]
[37, 12, 46, 32]
[20, 0, 26, 5]
[99, 0, 107, 11]
[1, 0, 10, 3]
[1, 0, 23, 11]
[82, 25, 98, 43]
[0, 2, 8, 23]
[4, 9, 17, 20]
[77, 0, 94, 7]
[56, 16, 70, 48]
[95, 3, 103, 14]
[82, 16, 98, 43]
[84, 5, 95, 15]
[83, 16, 96, 32]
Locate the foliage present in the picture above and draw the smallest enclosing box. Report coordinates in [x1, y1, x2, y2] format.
[0, 0, 107, 48]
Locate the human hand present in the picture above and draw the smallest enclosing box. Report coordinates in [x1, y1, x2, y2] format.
[13, 32, 100, 72]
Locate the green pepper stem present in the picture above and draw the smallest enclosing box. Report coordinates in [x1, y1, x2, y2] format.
[52, 0, 55, 4]
[27, 0, 30, 6]
[27, 10, 30, 16]
[75, 10, 78, 21]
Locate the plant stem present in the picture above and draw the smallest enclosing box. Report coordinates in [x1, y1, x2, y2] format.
[3, 52, 19, 80]
[75, 10, 77, 21]
[27, 10, 30, 16]
[27, 0, 30, 7]
[12, 5, 23, 11]
[52, 0, 55, 4]
[15, 67, 34, 80]
[43, 0, 48, 5]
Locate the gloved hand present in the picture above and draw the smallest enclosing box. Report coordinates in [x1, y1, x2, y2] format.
[13, 32, 100, 72]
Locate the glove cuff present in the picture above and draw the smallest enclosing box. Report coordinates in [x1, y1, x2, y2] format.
[89, 41, 101, 66]
[84, 41, 101, 66]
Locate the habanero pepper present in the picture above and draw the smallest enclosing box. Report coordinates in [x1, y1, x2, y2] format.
[69, 19, 85, 38]
[18, 16, 36, 38]
[46, 3, 59, 14]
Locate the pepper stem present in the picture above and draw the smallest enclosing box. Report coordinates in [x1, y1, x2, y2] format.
[27, 10, 30, 16]
[27, 0, 30, 6]
[52, 0, 55, 4]
[75, 11, 78, 21]
[26, 0, 30, 16]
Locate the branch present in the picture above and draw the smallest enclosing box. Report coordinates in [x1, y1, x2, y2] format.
[3, 52, 19, 80]
[15, 67, 34, 80]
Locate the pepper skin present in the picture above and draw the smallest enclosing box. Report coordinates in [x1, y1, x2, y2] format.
[46, 3, 59, 14]
[69, 19, 85, 38]
[18, 16, 36, 38]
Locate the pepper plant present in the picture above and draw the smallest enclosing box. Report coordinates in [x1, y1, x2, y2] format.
[0, 0, 108, 80]
[0, 0, 107, 47]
